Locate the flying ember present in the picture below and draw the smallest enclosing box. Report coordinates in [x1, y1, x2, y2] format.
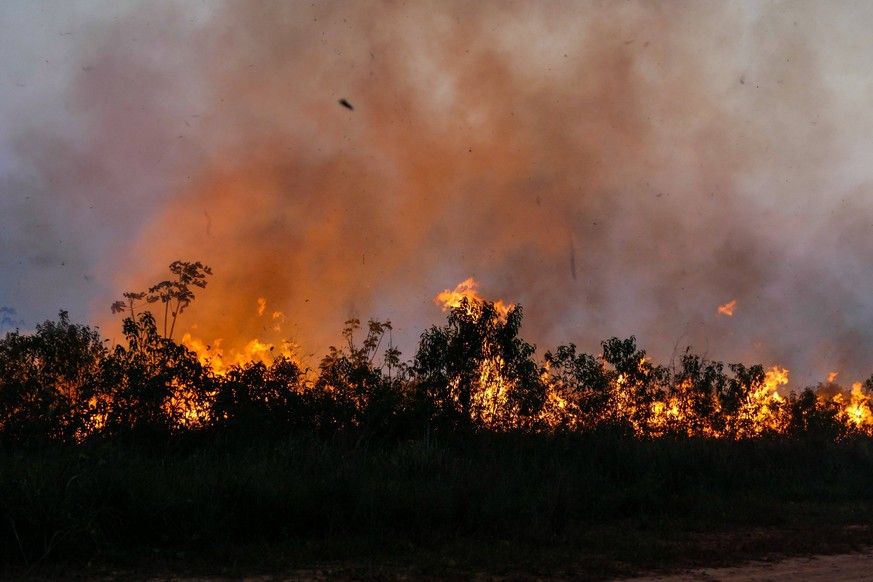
[717, 299, 737, 317]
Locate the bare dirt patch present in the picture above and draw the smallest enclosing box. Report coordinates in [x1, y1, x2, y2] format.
[624, 550, 873, 581]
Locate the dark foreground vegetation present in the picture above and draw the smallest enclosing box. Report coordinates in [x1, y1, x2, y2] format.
[3, 434, 873, 580]
[2, 265, 873, 578]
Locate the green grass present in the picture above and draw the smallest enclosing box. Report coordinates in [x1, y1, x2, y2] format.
[3, 433, 873, 580]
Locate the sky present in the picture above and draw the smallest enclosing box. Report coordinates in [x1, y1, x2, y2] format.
[2, 1, 873, 387]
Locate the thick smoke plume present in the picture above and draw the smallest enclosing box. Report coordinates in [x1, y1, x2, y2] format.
[4, 1, 873, 385]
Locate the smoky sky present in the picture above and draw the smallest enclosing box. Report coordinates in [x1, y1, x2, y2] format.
[3, 1, 873, 386]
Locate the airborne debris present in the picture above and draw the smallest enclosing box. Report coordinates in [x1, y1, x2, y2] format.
[339, 98, 354, 110]
[569, 234, 577, 281]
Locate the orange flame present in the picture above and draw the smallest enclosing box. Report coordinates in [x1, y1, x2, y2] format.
[434, 278, 518, 428]
[717, 299, 737, 316]
[182, 297, 300, 375]
[834, 383, 873, 430]
[434, 277, 513, 319]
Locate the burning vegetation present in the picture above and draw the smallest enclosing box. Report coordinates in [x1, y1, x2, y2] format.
[5, 266, 873, 575]
[1, 265, 872, 445]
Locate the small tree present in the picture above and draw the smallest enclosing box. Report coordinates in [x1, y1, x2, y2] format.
[414, 298, 544, 434]
[668, 351, 729, 437]
[104, 261, 214, 441]
[316, 318, 410, 442]
[0, 311, 107, 444]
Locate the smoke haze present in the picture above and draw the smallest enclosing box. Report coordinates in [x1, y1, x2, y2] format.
[3, 1, 873, 386]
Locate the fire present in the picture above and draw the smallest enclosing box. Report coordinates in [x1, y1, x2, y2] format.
[717, 299, 737, 316]
[183, 334, 300, 376]
[34, 267, 873, 442]
[762, 365, 789, 396]
[433, 278, 521, 429]
[181, 297, 299, 376]
[433, 279, 873, 438]
[834, 383, 873, 430]
[154, 277, 873, 439]
[745, 365, 788, 434]
[11, 276, 873, 443]
[435, 277, 513, 319]
[471, 354, 510, 429]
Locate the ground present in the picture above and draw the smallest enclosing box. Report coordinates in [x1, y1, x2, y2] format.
[626, 551, 873, 581]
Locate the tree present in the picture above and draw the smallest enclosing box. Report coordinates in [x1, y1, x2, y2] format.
[668, 351, 728, 437]
[98, 311, 212, 441]
[212, 356, 310, 435]
[543, 343, 611, 432]
[111, 260, 212, 340]
[316, 318, 411, 442]
[785, 387, 844, 440]
[414, 298, 544, 434]
[598, 336, 669, 434]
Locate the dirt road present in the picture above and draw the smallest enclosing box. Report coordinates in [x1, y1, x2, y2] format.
[625, 551, 873, 581]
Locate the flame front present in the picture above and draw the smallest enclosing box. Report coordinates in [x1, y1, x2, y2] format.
[434, 279, 873, 439]
[31, 278, 873, 442]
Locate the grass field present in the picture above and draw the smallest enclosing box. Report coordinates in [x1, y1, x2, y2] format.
[3, 432, 873, 580]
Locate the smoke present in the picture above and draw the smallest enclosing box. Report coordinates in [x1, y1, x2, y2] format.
[4, 1, 873, 385]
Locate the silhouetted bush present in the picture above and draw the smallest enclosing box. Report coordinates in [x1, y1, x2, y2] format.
[315, 319, 416, 443]
[212, 356, 309, 435]
[96, 313, 212, 444]
[0, 311, 106, 445]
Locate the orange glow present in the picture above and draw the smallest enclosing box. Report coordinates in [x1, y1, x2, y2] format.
[828, 371, 839, 383]
[717, 299, 737, 316]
